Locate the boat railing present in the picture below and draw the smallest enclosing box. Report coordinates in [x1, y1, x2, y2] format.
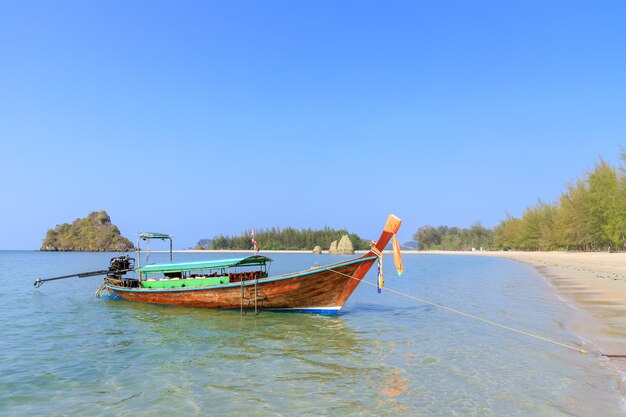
[137, 269, 267, 284]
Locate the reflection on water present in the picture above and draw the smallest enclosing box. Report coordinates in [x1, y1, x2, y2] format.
[0, 251, 624, 416]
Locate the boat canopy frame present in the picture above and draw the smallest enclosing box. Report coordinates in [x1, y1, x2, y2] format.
[137, 232, 173, 269]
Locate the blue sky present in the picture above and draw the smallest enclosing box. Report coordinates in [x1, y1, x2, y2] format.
[1, 1, 625, 249]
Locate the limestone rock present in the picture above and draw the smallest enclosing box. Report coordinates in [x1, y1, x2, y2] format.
[312, 245, 322, 254]
[41, 210, 134, 252]
[328, 240, 338, 254]
[337, 234, 355, 254]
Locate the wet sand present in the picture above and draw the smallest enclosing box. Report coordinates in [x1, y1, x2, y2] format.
[493, 252, 626, 355]
[423, 250, 626, 379]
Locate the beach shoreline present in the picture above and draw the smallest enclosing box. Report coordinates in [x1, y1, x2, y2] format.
[184, 250, 626, 377]
[137, 248, 626, 394]
[151, 249, 626, 361]
[418, 250, 626, 387]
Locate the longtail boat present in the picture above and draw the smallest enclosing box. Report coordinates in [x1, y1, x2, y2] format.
[35, 215, 402, 314]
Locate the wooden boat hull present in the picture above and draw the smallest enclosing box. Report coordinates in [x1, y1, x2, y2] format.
[107, 257, 377, 313]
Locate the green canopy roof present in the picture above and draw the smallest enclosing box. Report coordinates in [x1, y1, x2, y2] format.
[137, 255, 272, 274]
[139, 232, 172, 240]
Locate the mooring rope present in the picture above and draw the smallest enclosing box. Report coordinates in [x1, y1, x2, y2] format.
[324, 266, 588, 354]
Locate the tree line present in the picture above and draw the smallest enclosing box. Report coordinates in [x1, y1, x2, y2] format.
[413, 153, 626, 252]
[494, 155, 626, 251]
[412, 223, 494, 251]
[199, 227, 371, 251]
[197, 154, 626, 253]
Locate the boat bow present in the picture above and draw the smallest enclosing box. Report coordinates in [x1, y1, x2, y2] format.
[333, 214, 402, 306]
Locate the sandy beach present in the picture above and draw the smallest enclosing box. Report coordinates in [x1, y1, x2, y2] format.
[422, 250, 626, 378]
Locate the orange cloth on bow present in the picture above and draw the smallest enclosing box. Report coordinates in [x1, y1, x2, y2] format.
[392, 235, 403, 277]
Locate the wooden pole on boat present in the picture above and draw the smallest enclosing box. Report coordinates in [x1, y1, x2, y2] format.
[254, 276, 258, 315]
[240, 269, 244, 315]
[136, 236, 141, 281]
[34, 269, 111, 287]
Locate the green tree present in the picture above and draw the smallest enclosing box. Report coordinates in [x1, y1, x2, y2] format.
[496, 153, 626, 251]
[413, 223, 494, 250]
[494, 214, 522, 249]
[587, 159, 619, 248]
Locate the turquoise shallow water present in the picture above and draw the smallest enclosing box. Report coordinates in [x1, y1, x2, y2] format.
[0, 251, 623, 416]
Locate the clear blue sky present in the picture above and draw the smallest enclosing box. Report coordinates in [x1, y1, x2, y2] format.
[1, 1, 625, 249]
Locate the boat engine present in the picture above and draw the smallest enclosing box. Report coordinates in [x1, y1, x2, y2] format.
[108, 255, 135, 276]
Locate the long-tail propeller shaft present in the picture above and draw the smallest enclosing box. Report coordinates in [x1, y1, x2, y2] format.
[34, 255, 135, 288]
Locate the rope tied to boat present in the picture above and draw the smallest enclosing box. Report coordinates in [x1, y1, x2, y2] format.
[324, 265, 588, 355]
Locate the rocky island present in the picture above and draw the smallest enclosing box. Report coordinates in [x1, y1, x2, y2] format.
[328, 234, 355, 255]
[41, 211, 134, 252]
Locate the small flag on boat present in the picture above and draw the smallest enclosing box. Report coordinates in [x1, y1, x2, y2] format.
[370, 242, 385, 293]
[251, 229, 259, 253]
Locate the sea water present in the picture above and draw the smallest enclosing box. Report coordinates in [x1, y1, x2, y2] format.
[0, 251, 623, 416]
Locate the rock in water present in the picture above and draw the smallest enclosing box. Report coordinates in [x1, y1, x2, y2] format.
[312, 245, 322, 254]
[337, 234, 355, 254]
[41, 210, 134, 252]
[328, 240, 338, 254]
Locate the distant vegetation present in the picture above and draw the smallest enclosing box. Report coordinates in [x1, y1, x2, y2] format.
[195, 239, 212, 250]
[412, 153, 626, 252]
[41, 211, 134, 252]
[413, 223, 494, 251]
[401, 241, 418, 250]
[198, 227, 370, 251]
[495, 154, 626, 251]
